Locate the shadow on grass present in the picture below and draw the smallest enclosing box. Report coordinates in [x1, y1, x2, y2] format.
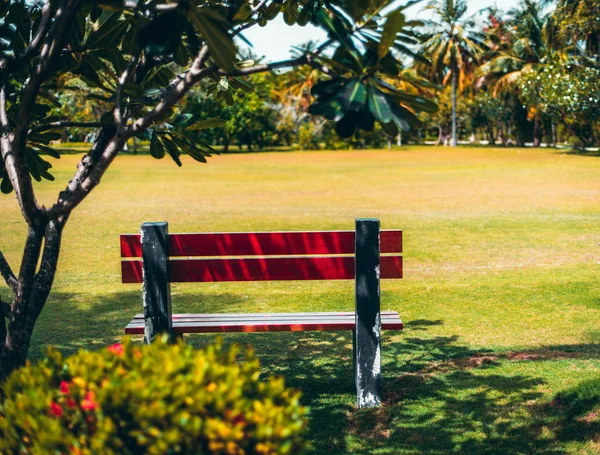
[28, 294, 600, 454]
[557, 149, 600, 158]
[28, 290, 249, 359]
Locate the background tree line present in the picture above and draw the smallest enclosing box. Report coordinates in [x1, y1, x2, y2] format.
[53, 0, 590, 151]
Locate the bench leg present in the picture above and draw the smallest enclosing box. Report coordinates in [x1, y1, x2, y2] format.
[354, 218, 382, 408]
[352, 329, 356, 388]
[141, 222, 174, 344]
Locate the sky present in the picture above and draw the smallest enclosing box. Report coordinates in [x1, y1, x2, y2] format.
[243, 0, 522, 62]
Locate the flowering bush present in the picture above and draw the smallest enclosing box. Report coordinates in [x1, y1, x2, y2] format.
[0, 338, 307, 454]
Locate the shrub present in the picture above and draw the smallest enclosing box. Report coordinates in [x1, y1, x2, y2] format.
[0, 338, 307, 455]
[567, 136, 586, 151]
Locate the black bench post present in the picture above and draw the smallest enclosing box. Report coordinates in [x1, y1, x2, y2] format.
[354, 218, 382, 408]
[141, 222, 173, 343]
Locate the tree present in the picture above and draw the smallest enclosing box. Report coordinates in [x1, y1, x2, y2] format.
[519, 60, 600, 146]
[555, 0, 600, 64]
[420, 0, 483, 146]
[0, 0, 436, 380]
[477, 0, 563, 146]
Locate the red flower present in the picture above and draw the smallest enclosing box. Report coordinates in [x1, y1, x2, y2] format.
[60, 381, 70, 394]
[49, 401, 63, 417]
[66, 398, 77, 409]
[81, 391, 98, 411]
[108, 343, 124, 357]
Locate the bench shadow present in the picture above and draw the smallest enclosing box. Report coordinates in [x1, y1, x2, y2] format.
[28, 295, 600, 454]
[28, 290, 249, 360]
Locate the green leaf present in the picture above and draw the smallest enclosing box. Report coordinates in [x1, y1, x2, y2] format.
[390, 103, 422, 130]
[367, 86, 393, 123]
[149, 130, 165, 159]
[186, 147, 208, 163]
[183, 118, 226, 132]
[122, 21, 140, 55]
[172, 113, 195, 128]
[283, 3, 299, 26]
[0, 175, 12, 194]
[141, 66, 176, 89]
[86, 13, 129, 50]
[229, 77, 254, 93]
[356, 108, 375, 131]
[30, 131, 61, 144]
[297, 4, 312, 26]
[140, 11, 186, 57]
[308, 96, 344, 121]
[174, 43, 191, 66]
[337, 79, 366, 111]
[189, 7, 237, 73]
[33, 143, 61, 159]
[311, 78, 345, 97]
[335, 112, 358, 138]
[378, 10, 405, 60]
[97, 49, 129, 76]
[162, 137, 183, 167]
[222, 91, 234, 106]
[233, 2, 252, 21]
[381, 121, 399, 137]
[315, 8, 360, 67]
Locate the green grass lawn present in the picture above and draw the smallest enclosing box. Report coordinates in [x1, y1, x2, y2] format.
[1, 146, 600, 453]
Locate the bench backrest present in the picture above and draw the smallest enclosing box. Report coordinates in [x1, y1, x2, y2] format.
[121, 226, 402, 283]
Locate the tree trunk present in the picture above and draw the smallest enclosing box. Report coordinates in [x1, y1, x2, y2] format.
[0, 219, 65, 382]
[487, 125, 495, 145]
[436, 126, 444, 146]
[533, 116, 540, 147]
[451, 57, 458, 147]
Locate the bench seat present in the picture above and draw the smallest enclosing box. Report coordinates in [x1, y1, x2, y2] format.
[125, 311, 403, 334]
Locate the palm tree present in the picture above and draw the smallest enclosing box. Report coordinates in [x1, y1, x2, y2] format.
[555, 0, 600, 64]
[420, 0, 483, 146]
[478, 0, 565, 145]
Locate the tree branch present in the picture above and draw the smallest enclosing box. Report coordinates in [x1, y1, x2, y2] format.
[29, 122, 105, 135]
[48, 133, 124, 218]
[115, 54, 141, 127]
[21, 3, 53, 64]
[30, 219, 66, 322]
[217, 56, 309, 77]
[14, 0, 81, 153]
[47, 53, 310, 218]
[0, 3, 52, 75]
[0, 85, 43, 227]
[0, 251, 17, 294]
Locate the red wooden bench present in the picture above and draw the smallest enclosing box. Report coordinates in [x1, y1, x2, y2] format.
[120, 219, 403, 408]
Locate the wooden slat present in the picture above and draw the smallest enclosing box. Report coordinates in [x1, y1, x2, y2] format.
[120, 230, 402, 258]
[125, 312, 403, 334]
[122, 256, 351, 283]
[381, 230, 402, 253]
[121, 231, 355, 258]
[381, 256, 403, 279]
[132, 311, 401, 320]
[122, 255, 402, 283]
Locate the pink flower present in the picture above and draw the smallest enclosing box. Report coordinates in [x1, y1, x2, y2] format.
[81, 391, 98, 411]
[60, 381, 70, 394]
[49, 401, 63, 417]
[108, 343, 124, 357]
